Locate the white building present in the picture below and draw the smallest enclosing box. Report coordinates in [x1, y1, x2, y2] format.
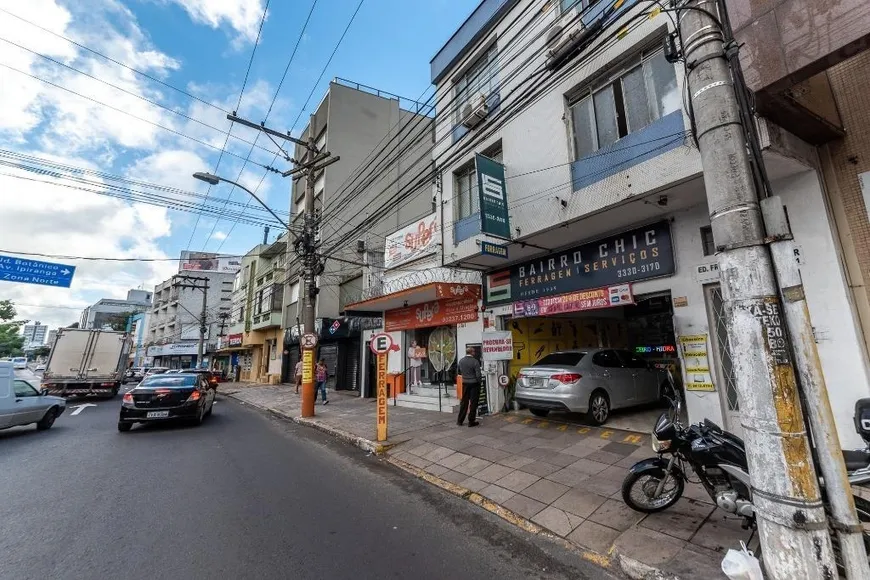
[373, 0, 870, 447]
[79, 289, 153, 330]
[21, 323, 48, 350]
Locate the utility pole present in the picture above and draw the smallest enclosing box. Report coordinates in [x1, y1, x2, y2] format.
[677, 1, 837, 577]
[226, 112, 339, 417]
[175, 275, 210, 370]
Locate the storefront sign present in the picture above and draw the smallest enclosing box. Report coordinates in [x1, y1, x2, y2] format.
[512, 284, 634, 317]
[434, 283, 481, 300]
[384, 297, 479, 332]
[227, 333, 243, 347]
[384, 212, 439, 269]
[145, 343, 199, 357]
[679, 334, 714, 391]
[695, 262, 720, 283]
[302, 349, 314, 384]
[484, 222, 674, 306]
[476, 153, 511, 239]
[480, 240, 509, 259]
[481, 331, 513, 361]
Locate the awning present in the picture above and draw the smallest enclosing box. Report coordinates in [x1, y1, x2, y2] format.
[344, 282, 482, 314]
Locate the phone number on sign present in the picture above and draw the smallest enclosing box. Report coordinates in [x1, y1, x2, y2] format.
[616, 262, 662, 278]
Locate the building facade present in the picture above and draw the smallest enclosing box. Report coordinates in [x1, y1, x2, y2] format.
[79, 289, 153, 330]
[21, 323, 48, 350]
[147, 271, 233, 369]
[407, 0, 870, 447]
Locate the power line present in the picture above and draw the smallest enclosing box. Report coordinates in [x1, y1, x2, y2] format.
[214, 0, 365, 251]
[205, 0, 320, 252]
[186, 0, 272, 251]
[0, 62, 274, 168]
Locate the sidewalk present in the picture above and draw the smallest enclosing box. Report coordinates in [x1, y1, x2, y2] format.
[229, 384, 747, 579]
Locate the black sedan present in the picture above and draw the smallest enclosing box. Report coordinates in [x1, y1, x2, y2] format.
[118, 373, 216, 432]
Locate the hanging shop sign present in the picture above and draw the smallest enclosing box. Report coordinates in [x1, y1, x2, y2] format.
[484, 221, 674, 306]
[475, 153, 511, 240]
[384, 212, 439, 269]
[481, 331, 513, 361]
[384, 297, 479, 332]
[480, 240, 509, 259]
[145, 342, 199, 357]
[679, 334, 714, 391]
[511, 284, 634, 318]
[227, 333, 244, 347]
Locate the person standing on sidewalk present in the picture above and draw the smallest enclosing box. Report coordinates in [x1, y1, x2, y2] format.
[457, 347, 482, 427]
[315, 359, 329, 405]
[294, 358, 303, 394]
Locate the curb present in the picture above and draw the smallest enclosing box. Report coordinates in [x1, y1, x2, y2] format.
[230, 392, 686, 580]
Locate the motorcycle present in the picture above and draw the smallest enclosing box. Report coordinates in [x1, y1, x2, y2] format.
[621, 372, 870, 573]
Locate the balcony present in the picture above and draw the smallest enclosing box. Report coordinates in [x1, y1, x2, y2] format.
[251, 311, 282, 331]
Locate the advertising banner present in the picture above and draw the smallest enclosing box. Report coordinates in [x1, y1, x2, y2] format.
[475, 153, 511, 239]
[227, 333, 244, 347]
[384, 213, 439, 269]
[511, 284, 634, 318]
[179, 251, 242, 274]
[484, 222, 674, 306]
[481, 331, 513, 361]
[680, 334, 715, 391]
[384, 297, 479, 332]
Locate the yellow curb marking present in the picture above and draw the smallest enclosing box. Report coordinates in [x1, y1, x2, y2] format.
[521, 418, 536, 425]
[504, 415, 517, 423]
[622, 434, 643, 444]
[538, 421, 550, 429]
[582, 551, 612, 568]
[577, 427, 590, 434]
[600, 430, 613, 439]
[556, 424, 568, 432]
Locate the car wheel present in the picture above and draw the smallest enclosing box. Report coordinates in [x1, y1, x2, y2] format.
[588, 391, 610, 425]
[36, 407, 57, 431]
[191, 405, 205, 426]
[118, 422, 132, 432]
[530, 408, 550, 418]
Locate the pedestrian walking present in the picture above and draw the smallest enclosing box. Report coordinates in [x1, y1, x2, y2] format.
[295, 358, 303, 394]
[457, 347, 482, 427]
[315, 359, 328, 405]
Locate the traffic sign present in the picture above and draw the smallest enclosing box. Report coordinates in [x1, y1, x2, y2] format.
[0, 254, 76, 288]
[301, 332, 318, 349]
[498, 374, 509, 387]
[369, 333, 394, 354]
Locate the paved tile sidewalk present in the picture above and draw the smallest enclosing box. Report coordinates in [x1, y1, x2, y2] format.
[230, 384, 746, 579]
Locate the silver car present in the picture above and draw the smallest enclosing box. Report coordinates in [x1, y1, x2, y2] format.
[515, 348, 665, 425]
[0, 375, 67, 431]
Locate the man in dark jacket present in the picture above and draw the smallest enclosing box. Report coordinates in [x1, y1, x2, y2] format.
[457, 347, 482, 427]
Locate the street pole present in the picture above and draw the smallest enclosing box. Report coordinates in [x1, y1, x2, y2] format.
[176, 275, 210, 370]
[678, 1, 836, 577]
[219, 111, 339, 417]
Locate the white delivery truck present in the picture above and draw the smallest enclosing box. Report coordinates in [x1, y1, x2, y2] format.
[41, 328, 131, 397]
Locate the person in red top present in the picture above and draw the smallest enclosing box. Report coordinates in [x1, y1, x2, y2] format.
[315, 359, 328, 405]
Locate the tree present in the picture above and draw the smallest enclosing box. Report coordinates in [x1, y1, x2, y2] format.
[31, 345, 51, 358]
[0, 300, 26, 358]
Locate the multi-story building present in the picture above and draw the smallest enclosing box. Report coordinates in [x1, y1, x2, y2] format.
[281, 79, 434, 392]
[221, 236, 287, 383]
[46, 329, 57, 349]
[21, 322, 48, 350]
[127, 312, 151, 368]
[79, 289, 152, 330]
[147, 271, 233, 369]
[395, 0, 870, 446]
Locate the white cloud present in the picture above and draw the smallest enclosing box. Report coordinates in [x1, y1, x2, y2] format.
[211, 231, 228, 241]
[164, 0, 266, 44]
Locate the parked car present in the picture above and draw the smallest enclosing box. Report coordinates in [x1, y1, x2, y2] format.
[185, 369, 220, 388]
[515, 348, 666, 425]
[144, 367, 169, 378]
[12, 357, 27, 370]
[118, 373, 216, 432]
[34, 363, 46, 372]
[0, 362, 66, 431]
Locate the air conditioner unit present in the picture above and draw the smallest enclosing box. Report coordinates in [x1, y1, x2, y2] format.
[546, 9, 586, 60]
[460, 94, 488, 129]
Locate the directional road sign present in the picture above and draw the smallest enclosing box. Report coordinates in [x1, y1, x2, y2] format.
[0, 254, 76, 288]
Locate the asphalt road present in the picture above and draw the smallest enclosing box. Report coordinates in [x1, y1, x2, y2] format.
[0, 383, 617, 580]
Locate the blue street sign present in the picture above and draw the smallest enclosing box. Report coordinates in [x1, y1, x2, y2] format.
[0, 254, 76, 288]
[480, 240, 509, 259]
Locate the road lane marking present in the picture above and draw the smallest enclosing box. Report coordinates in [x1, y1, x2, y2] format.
[69, 403, 97, 416]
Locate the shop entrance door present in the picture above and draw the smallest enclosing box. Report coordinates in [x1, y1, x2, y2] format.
[704, 283, 743, 437]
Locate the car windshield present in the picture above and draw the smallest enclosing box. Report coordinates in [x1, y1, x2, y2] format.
[534, 352, 586, 367]
[141, 375, 198, 387]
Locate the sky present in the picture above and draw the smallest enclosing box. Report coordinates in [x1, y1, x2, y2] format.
[0, 0, 479, 331]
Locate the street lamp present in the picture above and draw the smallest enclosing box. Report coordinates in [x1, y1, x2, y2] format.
[192, 171, 289, 230]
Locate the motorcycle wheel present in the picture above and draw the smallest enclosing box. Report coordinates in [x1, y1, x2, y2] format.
[622, 466, 685, 513]
[829, 495, 870, 575]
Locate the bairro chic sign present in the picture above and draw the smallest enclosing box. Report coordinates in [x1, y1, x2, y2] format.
[484, 222, 675, 306]
[384, 212, 439, 269]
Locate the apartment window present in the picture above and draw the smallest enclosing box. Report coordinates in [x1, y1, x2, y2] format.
[700, 226, 715, 256]
[454, 45, 498, 125]
[455, 147, 502, 220]
[569, 49, 679, 159]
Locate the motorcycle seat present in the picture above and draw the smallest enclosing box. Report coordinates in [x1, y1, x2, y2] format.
[842, 449, 870, 471]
